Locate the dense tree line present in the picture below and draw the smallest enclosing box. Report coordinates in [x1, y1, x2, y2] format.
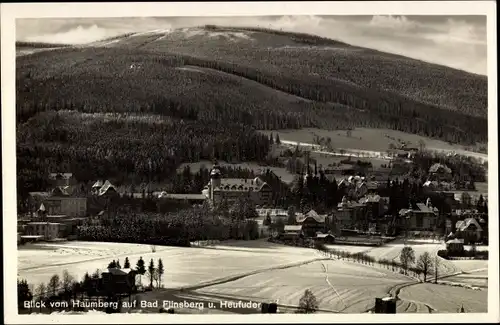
[16, 41, 72, 48]
[77, 199, 261, 245]
[16, 110, 271, 203]
[289, 165, 341, 213]
[145, 25, 487, 119]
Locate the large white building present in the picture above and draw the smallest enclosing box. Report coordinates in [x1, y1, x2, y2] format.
[202, 165, 273, 206]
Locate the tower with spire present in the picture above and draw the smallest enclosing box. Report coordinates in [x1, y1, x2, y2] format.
[209, 161, 222, 202]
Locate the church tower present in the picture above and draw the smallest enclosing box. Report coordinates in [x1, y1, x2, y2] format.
[209, 162, 222, 201]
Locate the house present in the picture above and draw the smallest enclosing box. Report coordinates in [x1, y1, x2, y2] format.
[455, 218, 483, 244]
[101, 268, 138, 294]
[335, 196, 367, 229]
[29, 187, 88, 217]
[446, 238, 465, 254]
[281, 225, 303, 240]
[97, 180, 119, 197]
[359, 194, 386, 221]
[399, 198, 439, 231]
[428, 163, 452, 182]
[25, 222, 64, 240]
[296, 210, 326, 237]
[337, 176, 369, 200]
[45, 214, 87, 237]
[204, 166, 273, 206]
[92, 180, 104, 195]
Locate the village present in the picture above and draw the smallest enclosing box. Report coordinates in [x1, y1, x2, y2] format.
[17, 143, 489, 315]
[19, 146, 489, 250]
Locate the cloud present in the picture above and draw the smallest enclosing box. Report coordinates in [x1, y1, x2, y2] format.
[16, 15, 487, 75]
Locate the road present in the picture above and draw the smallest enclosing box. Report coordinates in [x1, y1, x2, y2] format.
[279, 139, 487, 163]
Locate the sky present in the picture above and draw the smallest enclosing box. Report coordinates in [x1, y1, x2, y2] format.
[16, 15, 487, 75]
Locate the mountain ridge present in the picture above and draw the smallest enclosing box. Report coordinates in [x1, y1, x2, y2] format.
[15, 24, 488, 199]
[17, 24, 488, 78]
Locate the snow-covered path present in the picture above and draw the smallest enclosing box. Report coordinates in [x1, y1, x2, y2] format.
[279, 139, 487, 163]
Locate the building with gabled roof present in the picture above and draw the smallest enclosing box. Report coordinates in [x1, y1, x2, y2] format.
[281, 225, 303, 240]
[445, 238, 465, 254]
[29, 186, 87, 217]
[399, 198, 438, 231]
[101, 268, 137, 295]
[296, 210, 327, 237]
[455, 217, 483, 244]
[97, 180, 118, 197]
[204, 164, 272, 206]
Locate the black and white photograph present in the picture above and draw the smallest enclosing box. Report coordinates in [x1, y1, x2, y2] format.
[2, 1, 498, 323]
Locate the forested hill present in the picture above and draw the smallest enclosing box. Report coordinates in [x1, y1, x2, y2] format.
[16, 25, 488, 201]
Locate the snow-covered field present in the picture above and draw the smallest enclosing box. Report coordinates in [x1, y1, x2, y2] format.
[18, 240, 321, 289]
[18, 239, 489, 313]
[194, 259, 410, 313]
[399, 283, 488, 313]
[328, 239, 463, 276]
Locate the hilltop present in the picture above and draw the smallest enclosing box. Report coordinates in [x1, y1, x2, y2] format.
[16, 25, 488, 200]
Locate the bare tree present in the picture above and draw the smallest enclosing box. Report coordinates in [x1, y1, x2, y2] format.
[399, 246, 416, 275]
[47, 274, 60, 297]
[35, 282, 46, 312]
[153, 269, 160, 288]
[297, 289, 318, 314]
[418, 139, 426, 152]
[62, 270, 75, 294]
[151, 245, 157, 253]
[417, 252, 433, 282]
[434, 256, 440, 283]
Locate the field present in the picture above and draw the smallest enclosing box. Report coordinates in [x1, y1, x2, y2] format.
[17, 240, 321, 290]
[398, 283, 487, 313]
[260, 128, 488, 158]
[18, 239, 488, 313]
[192, 259, 410, 313]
